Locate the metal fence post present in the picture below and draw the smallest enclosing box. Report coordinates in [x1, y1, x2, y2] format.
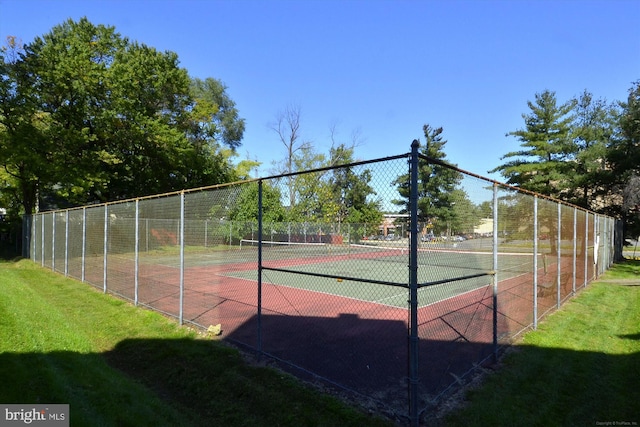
[52, 212, 56, 272]
[204, 219, 208, 248]
[492, 182, 499, 361]
[135, 199, 139, 306]
[408, 140, 420, 427]
[179, 191, 185, 325]
[82, 207, 86, 283]
[593, 214, 600, 280]
[257, 180, 264, 356]
[585, 213, 589, 287]
[533, 196, 538, 329]
[41, 213, 45, 267]
[572, 207, 577, 296]
[65, 210, 69, 277]
[556, 203, 561, 309]
[103, 205, 108, 293]
[146, 218, 149, 253]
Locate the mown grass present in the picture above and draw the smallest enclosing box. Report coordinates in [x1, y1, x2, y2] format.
[440, 259, 640, 426]
[0, 258, 394, 427]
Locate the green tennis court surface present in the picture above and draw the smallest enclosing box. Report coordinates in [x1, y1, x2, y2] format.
[135, 242, 540, 308]
[222, 242, 540, 308]
[224, 264, 494, 308]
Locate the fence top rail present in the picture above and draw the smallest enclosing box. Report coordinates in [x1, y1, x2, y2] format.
[33, 179, 259, 215]
[29, 152, 412, 216]
[258, 152, 411, 181]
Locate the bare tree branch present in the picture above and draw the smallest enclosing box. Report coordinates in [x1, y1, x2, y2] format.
[268, 103, 312, 206]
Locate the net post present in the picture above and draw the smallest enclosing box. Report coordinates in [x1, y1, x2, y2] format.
[408, 140, 420, 427]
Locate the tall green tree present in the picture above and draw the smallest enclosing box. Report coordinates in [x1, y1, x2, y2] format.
[566, 90, 618, 209]
[326, 144, 382, 235]
[281, 143, 382, 235]
[287, 145, 327, 221]
[448, 189, 481, 235]
[0, 36, 51, 215]
[610, 81, 640, 237]
[228, 181, 286, 223]
[610, 81, 640, 180]
[0, 18, 245, 216]
[393, 125, 465, 236]
[189, 77, 245, 151]
[490, 90, 576, 198]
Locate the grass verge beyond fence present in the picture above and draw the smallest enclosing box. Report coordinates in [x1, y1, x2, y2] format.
[23, 143, 619, 425]
[0, 257, 394, 427]
[438, 259, 640, 426]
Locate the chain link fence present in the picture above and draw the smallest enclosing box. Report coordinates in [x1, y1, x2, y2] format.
[24, 143, 618, 426]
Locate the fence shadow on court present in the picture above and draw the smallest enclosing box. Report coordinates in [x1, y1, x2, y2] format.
[225, 311, 499, 418]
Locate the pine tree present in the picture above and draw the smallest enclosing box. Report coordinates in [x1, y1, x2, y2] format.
[393, 125, 468, 237]
[490, 90, 576, 199]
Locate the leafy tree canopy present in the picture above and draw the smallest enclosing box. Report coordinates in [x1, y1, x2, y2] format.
[0, 18, 246, 216]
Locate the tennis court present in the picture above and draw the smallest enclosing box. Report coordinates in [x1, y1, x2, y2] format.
[26, 145, 616, 425]
[136, 239, 544, 310]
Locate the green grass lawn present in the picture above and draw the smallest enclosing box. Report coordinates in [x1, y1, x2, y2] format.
[438, 259, 640, 426]
[0, 257, 394, 427]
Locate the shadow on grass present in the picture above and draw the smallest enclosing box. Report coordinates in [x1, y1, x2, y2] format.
[0, 347, 198, 426]
[1, 338, 638, 426]
[618, 333, 640, 340]
[439, 344, 640, 426]
[611, 258, 640, 274]
[0, 337, 396, 427]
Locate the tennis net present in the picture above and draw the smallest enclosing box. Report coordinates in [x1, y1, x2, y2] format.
[240, 239, 541, 278]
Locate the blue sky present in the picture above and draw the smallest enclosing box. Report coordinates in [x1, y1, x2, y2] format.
[1, 0, 638, 183]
